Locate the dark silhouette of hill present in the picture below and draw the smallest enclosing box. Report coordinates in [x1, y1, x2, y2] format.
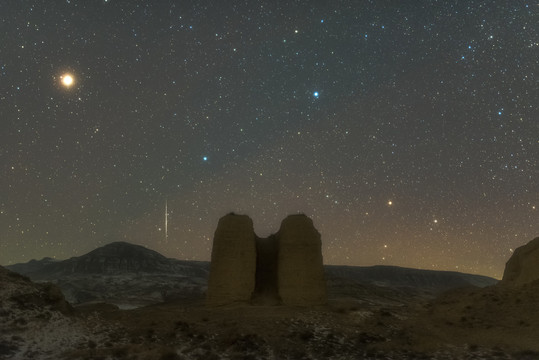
[6, 242, 209, 307]
[325, 264, 497, 296]
[5, 257, 59, 275]
[9, 241, 209, 280]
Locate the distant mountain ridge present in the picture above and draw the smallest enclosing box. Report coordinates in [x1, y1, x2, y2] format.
[6, 242, 210, 307]
[6, 256, 59, 276]
[7, 241, 497, 307]
[325, 264, 497, 295]
[10, 241, 209, 280]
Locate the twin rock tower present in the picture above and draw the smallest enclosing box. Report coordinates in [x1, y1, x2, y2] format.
[206, 213, 327, 306]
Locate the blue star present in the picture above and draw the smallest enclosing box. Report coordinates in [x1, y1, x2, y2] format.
[313, 91, 319, 98]
[203, 156, 208, 161]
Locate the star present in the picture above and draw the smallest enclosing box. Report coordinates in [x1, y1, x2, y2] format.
[60, 73, 75, 88]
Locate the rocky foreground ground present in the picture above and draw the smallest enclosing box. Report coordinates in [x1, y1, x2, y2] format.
[3, 235, 539, 359]
[3, 263, 539, 360]
[67, 295, 539, 360]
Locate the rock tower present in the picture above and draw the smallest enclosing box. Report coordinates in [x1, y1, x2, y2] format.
[277, 215, 327, 305]
[206, 213, 326, 306]
[206, 214, 257, 305]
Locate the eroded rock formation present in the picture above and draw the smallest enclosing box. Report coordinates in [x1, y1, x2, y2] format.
[206, 213, 326, 306]
[277, 215, 327, 305]
[206, 214, 257, 305]
[501, 237, 539, 287]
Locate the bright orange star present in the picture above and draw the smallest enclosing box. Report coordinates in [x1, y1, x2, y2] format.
[60, 73, 75, 88]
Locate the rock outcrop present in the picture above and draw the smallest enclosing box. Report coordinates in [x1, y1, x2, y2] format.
[206, 214, 257, 305]
[206, 213, 327, 306]
[0, 266, 73, 315]
[501, 237, 539, 287]
[277, 215, 327, 305]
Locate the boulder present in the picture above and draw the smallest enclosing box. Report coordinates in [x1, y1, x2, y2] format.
[277, 215, 327, 305]
[206, 214, 257, 305]
[501, 237, 539, 287]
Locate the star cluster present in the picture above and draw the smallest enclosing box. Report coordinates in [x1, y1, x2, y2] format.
[1, 1, 537, 278]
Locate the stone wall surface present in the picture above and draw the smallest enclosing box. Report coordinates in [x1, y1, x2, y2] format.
[206, 214, 257, 305]
[277, 214, 327, 306]
[502, 237, 539, 287]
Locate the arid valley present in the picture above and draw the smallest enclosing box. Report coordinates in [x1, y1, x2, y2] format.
[3, 236, 539, 360]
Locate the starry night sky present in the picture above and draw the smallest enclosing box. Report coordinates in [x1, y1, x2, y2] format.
[1, 0, 537, 278]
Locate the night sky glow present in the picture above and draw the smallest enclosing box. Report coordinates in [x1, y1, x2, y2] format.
[1, 1, 537, 279]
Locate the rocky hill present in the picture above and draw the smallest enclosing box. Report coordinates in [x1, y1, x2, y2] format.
[7, 242, 209, 308]
[11, 241, 209, 279]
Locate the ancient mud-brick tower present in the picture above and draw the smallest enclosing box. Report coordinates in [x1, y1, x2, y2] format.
[277, 214, 327, 306]
[206, 214, 257, 305]
[206, 213, 326, 306]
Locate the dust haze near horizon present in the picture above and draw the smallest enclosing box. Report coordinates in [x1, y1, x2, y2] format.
[1, 1, 537, 279]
